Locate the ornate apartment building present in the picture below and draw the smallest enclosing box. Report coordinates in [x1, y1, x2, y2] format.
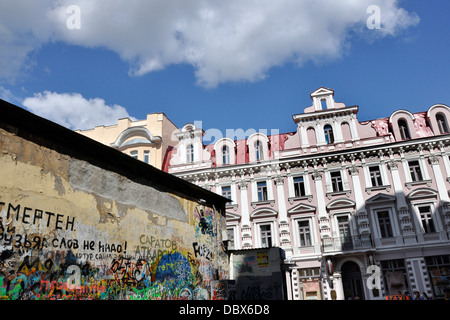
[166, 87, 450, 300]
[76, 112, 179, 170]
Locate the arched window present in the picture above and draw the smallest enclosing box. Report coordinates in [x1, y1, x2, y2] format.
[255, 140, 264, 161]
[324, 125, 334, 144]
[186, 144, 194, 163]
[398, 119, 411, 140]
[222, 145, 230, 164]
[436, 113, 449, 134]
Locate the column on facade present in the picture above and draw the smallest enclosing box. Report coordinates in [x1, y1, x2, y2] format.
[312, 168, 330, 239]
[274, 174, 290, 248]
[386, 154, 418, 244]
[348, 164, 371, 237]
[428, 154, 449, 238]
[238, 178, 252, 248]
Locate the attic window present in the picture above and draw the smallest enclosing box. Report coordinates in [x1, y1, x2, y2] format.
[436, 113, 449, 134]
[398, 119, 411, 140]
[255, 140, 264, 161]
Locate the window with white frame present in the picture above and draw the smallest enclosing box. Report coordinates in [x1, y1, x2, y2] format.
[408, 160, 423, 181]
[324, 124, 335, 144]
[143, 150, 150, 164]
[377, 210, 394, 238]
[222, 145, 230, 165]
[186, 144, 194, 163]
[369, 165, 383, 186]
[298, 220, 312, 246]
[222, 185, 232, 201]
[293, 176, 306, 197]
[255, 140, 264, 161]
[418, 205, 436, 233]
[436, 113, 449, 134]
[260, 224, 272, 248]
[398, 119, 411, 140]
[337, 215, 351, 240]
[330, 171, 344, 192]
[257, 181, 268, 201]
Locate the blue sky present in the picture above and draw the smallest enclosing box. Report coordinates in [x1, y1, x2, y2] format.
[1, 0, 449, 144]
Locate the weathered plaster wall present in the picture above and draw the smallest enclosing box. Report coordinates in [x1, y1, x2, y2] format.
[0, 126, 228, 300]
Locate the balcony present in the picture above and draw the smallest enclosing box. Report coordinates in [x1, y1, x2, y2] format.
[322, 234, 373, 254]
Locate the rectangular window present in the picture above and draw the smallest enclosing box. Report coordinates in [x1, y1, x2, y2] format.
[419, 206, 436, 233]
[298, 220, 312, 246]
[408, 160, 423, 181]
[330, 171, 343, 192]
[222, 186, 232, 200]
[381, 259, 409, 295]
[377, 210, 393, 238]
[130, 150, 138, 159]
[426, 255, 450, 298]
[337, 216, 350, 239]
[143, 150, 150, 164]
[260, 224, 272, 248]
[369, 165, 383, 186]
[186, 144, 194, 163]
[293, 176, 306, 197]
[257, 181, 268, 201]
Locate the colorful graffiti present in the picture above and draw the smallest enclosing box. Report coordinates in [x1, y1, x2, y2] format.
[0, 199, 228, 300]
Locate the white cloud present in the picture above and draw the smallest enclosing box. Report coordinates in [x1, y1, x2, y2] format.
[22, 91, 132, 130]
[1, 0, 419, 87]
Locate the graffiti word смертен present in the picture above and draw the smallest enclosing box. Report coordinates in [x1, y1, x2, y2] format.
[0, 201, 76, 231]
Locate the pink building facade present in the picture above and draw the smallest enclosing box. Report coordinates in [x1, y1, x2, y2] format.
[166, 87, 450, 300]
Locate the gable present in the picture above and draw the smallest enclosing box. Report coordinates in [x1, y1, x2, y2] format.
[366, 193, 396, 204]
[288, 203, 316, 214]
[326, 198, 355, 210]
[407, 188, 438, 200]
[250, 207, 278, 218]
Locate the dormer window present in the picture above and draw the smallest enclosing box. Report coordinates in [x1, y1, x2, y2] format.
[398, 119, 411, 140]
[324, 125, 335, 144]
[255, 140, 264, 161]
[436, 113, 449, 134]
[222, 145, 230, 164]
[186, 144, 194, 163]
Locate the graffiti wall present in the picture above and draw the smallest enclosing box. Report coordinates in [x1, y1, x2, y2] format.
[0, 126, 229, 300]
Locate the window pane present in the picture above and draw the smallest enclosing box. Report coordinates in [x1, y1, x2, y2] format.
[261, 225, 272, 248]
[419, 206, 435, 233]
[324, 125, 334, 144]
[298, 221, 311, 246]
[293, 176, 306, 197]
[331, 171, 343, 192]
[408, 161, 423, 181]
[222, 186, 232, 200]
[377, 211, 393, 238]
[369, 166, 383, 186]
[257, 181, 268, 201]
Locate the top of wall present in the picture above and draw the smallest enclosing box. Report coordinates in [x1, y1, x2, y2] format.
[0, 99, 229, 210]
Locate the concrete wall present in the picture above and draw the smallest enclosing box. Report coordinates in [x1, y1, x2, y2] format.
[0, 101, 229, 300]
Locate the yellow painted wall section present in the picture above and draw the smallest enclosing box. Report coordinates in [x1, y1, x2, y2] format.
[0, 128, 228, 300]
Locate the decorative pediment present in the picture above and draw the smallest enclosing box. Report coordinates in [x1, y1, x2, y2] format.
[310, 87, 335, 98]
[366, 193, 396, 204]
[225, 211, 241, 221]
[326, 198, 355, 210]
[288, 203, 316, 214]
[250, 207, 278, 218]
[407, 188, 438, 200]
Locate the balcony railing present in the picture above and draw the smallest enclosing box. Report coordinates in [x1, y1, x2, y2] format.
[322, 234, 373, 253]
